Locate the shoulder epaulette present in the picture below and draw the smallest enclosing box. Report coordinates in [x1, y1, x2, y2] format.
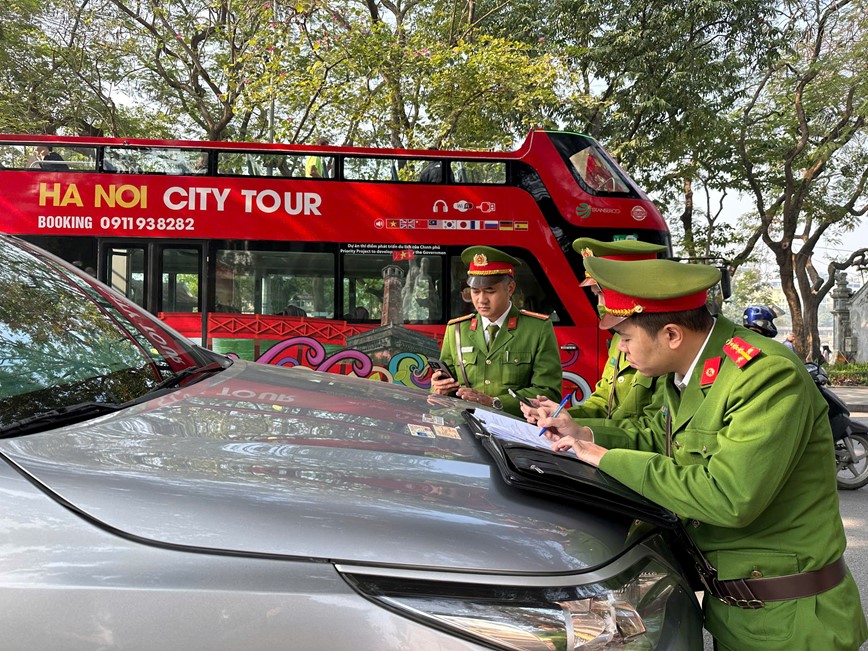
[447, 313, 474, 325]
[519, 309, 550, 320]
[723, 337, 762, 369]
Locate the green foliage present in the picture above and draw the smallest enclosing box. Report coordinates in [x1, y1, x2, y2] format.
[721, 266, 777, 322]
[827, 364, 868, 386]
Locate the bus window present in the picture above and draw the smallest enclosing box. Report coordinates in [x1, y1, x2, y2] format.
[568, 147, 630, 194]
[107, 246, 146, 307]
[344, 157, 430, 182]
[215, 248, 335, 318]
[104, 147, 208, 175]
[161, 248, 201, 313]
[216, 151, 308, 177]
[401, 256, 442, 324]
[341, 253, 388, 320]
[0, 144, 96, 171]
[449, 161, 507, 184]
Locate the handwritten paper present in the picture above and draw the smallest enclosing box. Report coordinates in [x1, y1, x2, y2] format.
[476, 410, 575, 456]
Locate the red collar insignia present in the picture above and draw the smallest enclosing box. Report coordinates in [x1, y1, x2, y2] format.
[723, 337, 761, 368]
[470, 317, 478, 331]
[507, 316, 518, 330]
[701, 357, 721, 386]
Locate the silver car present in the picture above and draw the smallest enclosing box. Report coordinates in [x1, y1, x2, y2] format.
[0, 234, 702, 650]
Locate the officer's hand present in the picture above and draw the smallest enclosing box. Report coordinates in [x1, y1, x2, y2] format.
[535, 396, 562, 413]
[536, 404, 582, 441]
[519, 398, 543, 424]
[456, 387, 493, 408]
[431, 371, 459, 395]
[551, 435, 607, 467]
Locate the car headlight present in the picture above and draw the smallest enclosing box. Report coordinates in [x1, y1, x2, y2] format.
[343, 557, 684, 650]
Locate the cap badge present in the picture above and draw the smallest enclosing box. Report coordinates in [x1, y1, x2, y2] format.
[473, 253, 488, 267]
[581, 248, 594, 258]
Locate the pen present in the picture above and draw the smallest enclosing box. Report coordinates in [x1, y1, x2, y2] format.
[538, 395, 570, 437]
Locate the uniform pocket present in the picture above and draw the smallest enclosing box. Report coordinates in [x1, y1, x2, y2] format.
[674, 428, 718, 465]
[503, 352, 531, 384]
[462, 351, 479, 367]
[710, 549, 800, 581]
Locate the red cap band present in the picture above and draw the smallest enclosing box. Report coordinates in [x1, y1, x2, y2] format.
[601, 288, 709, 318]
[468, 259, 514, 276]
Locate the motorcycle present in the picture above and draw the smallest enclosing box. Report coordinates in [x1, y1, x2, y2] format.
[806, 362, 868, 490]
[743, 306, 868, 490]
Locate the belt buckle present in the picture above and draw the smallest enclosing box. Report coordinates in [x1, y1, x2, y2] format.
[718, 595, 764, 609]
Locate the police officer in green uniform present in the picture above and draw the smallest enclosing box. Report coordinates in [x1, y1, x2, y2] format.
[431, 246, 562, 417]
[537, 257, 868, 651]
[525, 238, 667, 423]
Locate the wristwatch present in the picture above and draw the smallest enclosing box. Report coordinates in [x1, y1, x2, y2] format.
[491, 397, 503, 410]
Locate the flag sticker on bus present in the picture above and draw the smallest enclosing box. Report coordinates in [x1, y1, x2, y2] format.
[385, 219, 528, 231]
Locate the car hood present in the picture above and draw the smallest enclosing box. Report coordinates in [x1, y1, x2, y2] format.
[0, 361, 634, 574]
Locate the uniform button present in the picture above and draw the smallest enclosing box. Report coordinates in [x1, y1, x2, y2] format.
[691, 520, 701, 528]
[702, 446, 707, 454]
[674, 441, 681, 449]
[617, 376, 625, 384]
[750, 570, 763, 579]
[484, 380, 491, 385]
[486, 359, 492, 365]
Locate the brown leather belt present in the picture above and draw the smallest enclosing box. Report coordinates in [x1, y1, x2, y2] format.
[708, 557, 847, 609]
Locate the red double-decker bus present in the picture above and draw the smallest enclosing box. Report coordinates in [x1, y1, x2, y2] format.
[0, 130, 670, 401]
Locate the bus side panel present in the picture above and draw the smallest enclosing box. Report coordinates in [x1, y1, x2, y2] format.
[160, 314, 604, 405]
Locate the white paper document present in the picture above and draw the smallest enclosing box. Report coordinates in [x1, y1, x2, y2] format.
[476, 410, 575, 456]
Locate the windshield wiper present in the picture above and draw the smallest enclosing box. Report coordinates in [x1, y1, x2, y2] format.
[0, 401, 128, 438]
[146, 361, 226, 395]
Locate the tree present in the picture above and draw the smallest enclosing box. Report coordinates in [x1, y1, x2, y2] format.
[721, 265, 778, 323]
[245, 0, 561, 150]
[732, 0, 868, 360]
[537, 0, 783, 243]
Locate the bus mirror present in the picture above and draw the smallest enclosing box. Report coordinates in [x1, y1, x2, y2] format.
[717, 266, 732, 300]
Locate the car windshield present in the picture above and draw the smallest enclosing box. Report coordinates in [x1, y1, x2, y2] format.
[0, 236, 213, 429]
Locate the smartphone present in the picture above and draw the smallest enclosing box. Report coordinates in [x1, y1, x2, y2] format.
[508, 388, 534, 408]
[428, 358, 454, 380]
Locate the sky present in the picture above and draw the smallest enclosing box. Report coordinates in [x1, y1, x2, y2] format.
[704, 191, 868, 289]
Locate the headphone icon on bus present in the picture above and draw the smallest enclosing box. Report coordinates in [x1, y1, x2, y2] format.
[433, 200, 448, 213]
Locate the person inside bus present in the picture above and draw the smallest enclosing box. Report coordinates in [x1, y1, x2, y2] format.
[521, 238, 668, 424]
[430, 246, 561, 417]
[305, 136, 332, 178]
[418, 146, 455, 184]
[281, 303, 306, 317]
[39, 146, 69, 171]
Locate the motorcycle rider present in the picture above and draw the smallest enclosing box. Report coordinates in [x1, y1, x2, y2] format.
[742, 305, 782, 339]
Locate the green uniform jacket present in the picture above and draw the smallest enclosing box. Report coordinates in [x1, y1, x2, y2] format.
[439, 305, 562, 417]
[568, 335, 663, 421]
[591, 317, 867, 650]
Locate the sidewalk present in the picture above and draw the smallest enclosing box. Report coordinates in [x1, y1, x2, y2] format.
[829, 386, 868, 414]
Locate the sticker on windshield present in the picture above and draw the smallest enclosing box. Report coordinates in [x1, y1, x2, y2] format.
[407, 424, 435, 438]
[422, 413, 445, 425]
[434, 425, 461, 439]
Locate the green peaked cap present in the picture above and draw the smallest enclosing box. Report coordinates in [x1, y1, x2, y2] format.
[584, 257, 720, 299]
[571, 238, 667, 259]
[584, 257, 721, 329]
[461, 246, 521, 288]
[460, 245, 521, 268]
